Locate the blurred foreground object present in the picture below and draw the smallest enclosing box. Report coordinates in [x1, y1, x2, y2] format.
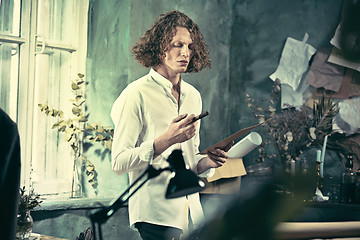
[185, 173, 316, 240]
[0, 108, 21, 240]
[275, 221, 360, 239]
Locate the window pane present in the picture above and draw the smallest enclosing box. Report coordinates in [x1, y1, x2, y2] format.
[0, 0, 21, 36]
[37, 0, 74, 43]
[0, 42, 19, 121]
[31, 50, 75, 196]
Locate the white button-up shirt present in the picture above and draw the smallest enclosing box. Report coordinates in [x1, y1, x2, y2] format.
[111, 68, 214, 231]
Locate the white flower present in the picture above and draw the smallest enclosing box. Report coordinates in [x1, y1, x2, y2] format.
[309, 127, 316, 140]
[284, 131, 293, 142]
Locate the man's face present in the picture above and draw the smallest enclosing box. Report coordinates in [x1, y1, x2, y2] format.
[162, 27, 193, 74]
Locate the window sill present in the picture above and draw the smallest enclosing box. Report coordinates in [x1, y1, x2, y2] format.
[33, 197, 124, 212]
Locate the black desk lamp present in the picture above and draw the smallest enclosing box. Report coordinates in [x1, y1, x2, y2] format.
[166, 149, 205, 198]
[89, 149, 205, 240]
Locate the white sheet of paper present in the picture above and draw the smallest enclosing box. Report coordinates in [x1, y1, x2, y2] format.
[329, 23, 360, 71]
[330, 23, 342, 49]
[280, 70, 312, 109]
[270, 34, 316, 90]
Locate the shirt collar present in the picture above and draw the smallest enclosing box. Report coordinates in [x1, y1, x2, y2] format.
[149, 68, 173, 89]
[149, 68, 187, 101]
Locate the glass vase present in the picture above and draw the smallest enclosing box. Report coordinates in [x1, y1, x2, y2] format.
[16, 210, 33, 239]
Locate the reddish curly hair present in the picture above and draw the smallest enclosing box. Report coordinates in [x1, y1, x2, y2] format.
[131, 10, 212, 73]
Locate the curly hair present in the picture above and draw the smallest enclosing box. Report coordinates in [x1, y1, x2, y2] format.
[131, 10, 212, 73]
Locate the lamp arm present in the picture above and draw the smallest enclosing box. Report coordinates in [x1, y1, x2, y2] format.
[121, 166, 171, 207]
[89, 165, 171, 225]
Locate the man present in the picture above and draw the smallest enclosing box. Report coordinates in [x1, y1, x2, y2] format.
[111, 10, 232, 240]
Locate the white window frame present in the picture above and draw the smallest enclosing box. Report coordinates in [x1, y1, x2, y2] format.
[0, 0, 89, 198]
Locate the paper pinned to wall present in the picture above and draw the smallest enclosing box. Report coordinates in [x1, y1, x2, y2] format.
[328, 47, 360, 72]
[330, 23, 342, 49]
[329, 23, 360, 71]
[334, 97, 360, 136]
[307, 47, 345, 92]
[279, 64, 315, 110]
[270, 33, 316, 90]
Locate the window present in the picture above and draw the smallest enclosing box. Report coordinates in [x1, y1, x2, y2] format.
[0, 0, 21, 120]
[0, 0, 89, 198]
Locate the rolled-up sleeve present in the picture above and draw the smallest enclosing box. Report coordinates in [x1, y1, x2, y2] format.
[198, 167, 215, 178]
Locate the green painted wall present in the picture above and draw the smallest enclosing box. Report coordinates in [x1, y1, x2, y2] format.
[84, 0, 342, 198]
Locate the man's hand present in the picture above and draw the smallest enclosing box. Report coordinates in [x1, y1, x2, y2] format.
[166, 113, 198, 145]
[153, 114, 198, 159]
[197, 141, 234, 174]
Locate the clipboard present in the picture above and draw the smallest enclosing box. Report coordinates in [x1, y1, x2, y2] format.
[199, 120, 268, 154]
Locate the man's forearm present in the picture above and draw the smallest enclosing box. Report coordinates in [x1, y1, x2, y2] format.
[153, 132, 173, 159]
[197, 157, 212, 174]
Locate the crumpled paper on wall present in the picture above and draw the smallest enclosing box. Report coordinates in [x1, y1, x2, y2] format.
[314, 68, 360, 99]
[334, 97, 360, 136]
[270, 33, 316, 91]
[280, 71, 313, 109]
[307, 47, 345, 92]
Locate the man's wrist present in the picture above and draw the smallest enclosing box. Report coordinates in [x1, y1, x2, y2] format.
[153, 133, 173, 158]
[197, 157, 212, 174]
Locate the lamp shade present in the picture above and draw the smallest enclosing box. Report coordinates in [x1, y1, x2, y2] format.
[165, 150, 206, 199]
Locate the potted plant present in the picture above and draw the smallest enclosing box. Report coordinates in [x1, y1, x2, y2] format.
[16, 186, 42, 239]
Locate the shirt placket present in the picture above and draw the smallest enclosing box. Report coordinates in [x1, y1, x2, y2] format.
[163, 85, 183, 150]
